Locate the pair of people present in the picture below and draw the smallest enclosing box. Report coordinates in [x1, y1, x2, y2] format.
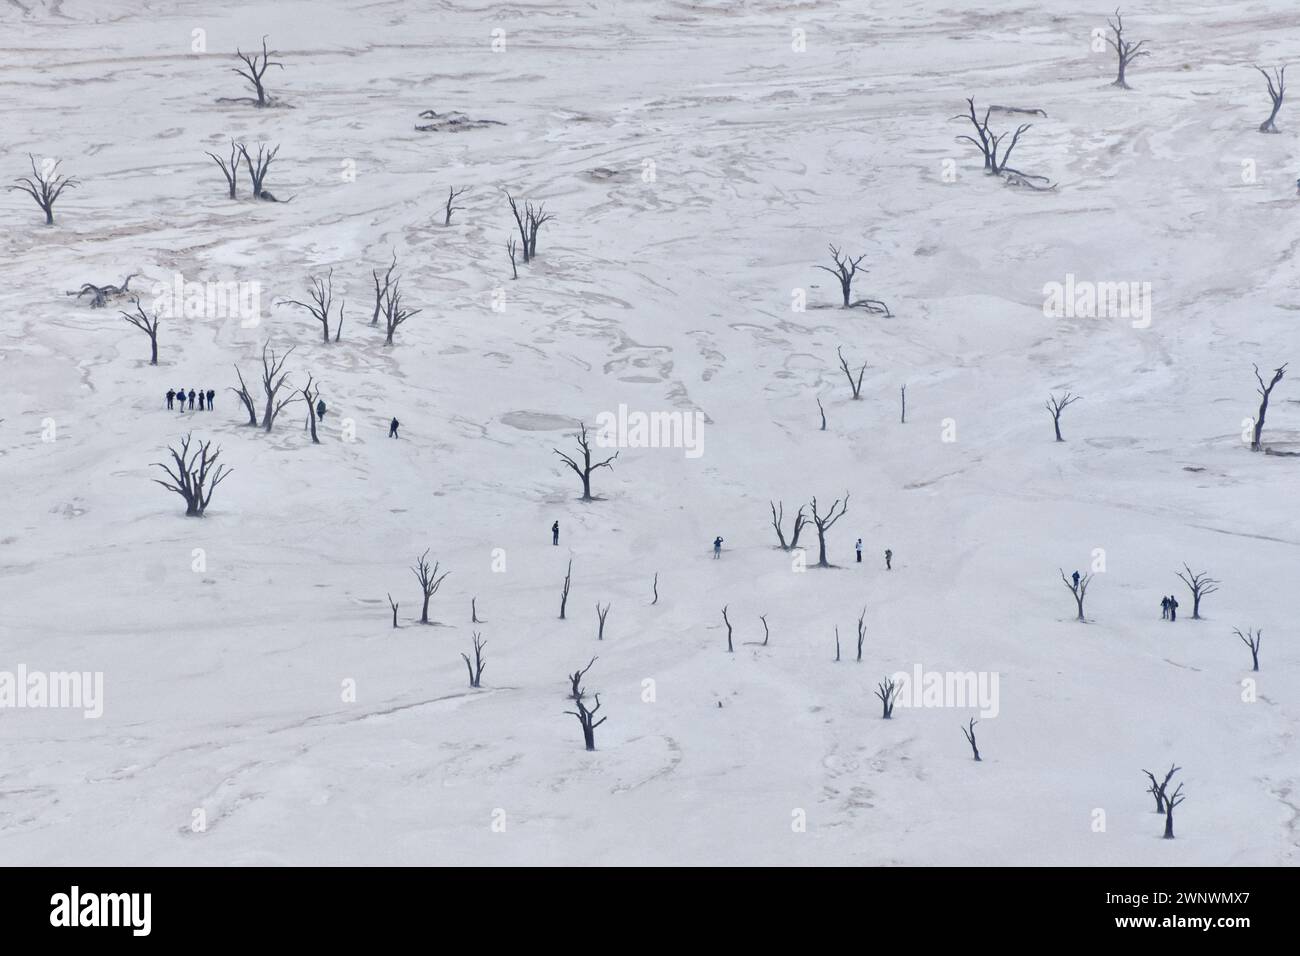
[855, 540, 893, 569]
[1161, 595, 1180, 621]
[166, 388, 215, 411]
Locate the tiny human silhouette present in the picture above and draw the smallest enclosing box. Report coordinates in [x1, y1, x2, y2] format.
[206, 389, 215, 411]
[1072, 570, 1081, 588]
[713, 536, 723, 559]
[552, 521, 560, 546]
[389, 417, 400, 438]
[1161, 596, 1170, 620]
[188, 389, 196, 410]
[884, 548, 893, 570]
[166, 388, 175, 409]
[316, 399, 326, 420]
[1167, 595, 1179, 622]
[198, 390, 206, 411]
[855, 538, 863, 563]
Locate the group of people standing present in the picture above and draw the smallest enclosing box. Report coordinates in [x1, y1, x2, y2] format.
[1161, 595, 1181, 621]
[166, 388, 215, 412]
[855, 539, 892, 569]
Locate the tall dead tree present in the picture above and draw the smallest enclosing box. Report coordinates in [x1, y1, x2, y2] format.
[1163, 780, 1186, 839]
[568, 656, 597, 700]
[809, 493, 849, 568]
[239, 143, 282, 200]
[1106, 9, 1150, 89]
[370, 254, 397, 326]
[1254, 65, 1287, 132]
[299, 373, 321, 444]
[961, 718, 982, 761]
[380, 275, 420, 346]
[1142, 764, 1180, 814]
[875, 677, 899, 719]
[1250, 363, 1286, 451]
[837, 346, 866, 399]
[411, 550, 450, 624]
[834, 627, 841, 662]
[1060, 568, 1092, 622]
[10, 154, 77, 225]
[595, 602, 611, 641]
[559, 559, 572, 619]
[769, 500, 809, 551]
[1234, 627, 1262, 671]
[855, 606, 867, 662]
[565, 693, 607, 752]
[387, 593, 399, 628]
[230, 366, 260, 426]
[461, 632, 487, 688]
[120, 298, 161, 366]
[900, 384, 907, 424]
[1174, 564, 1219, 620]
[505, 191, 555, 262]
[258, 342, 300, 431]
[151, 433, 232, 517]
[444, 186, 468, 225]
[554, 422, 618, 501]
[282, 269, 342, 344]
[1046, 391, 1081, 442]
[230, 36, 283, 107]
[206, 140, 241, 199]
[722, 605, 734, 653]
[814, 244, 891, 314]
[954, 98, 1053, 188]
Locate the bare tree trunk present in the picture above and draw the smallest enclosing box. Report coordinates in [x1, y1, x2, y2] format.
[559, 559, 572, 619]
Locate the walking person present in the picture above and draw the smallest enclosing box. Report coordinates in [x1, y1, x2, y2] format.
[552, 521, 559, 546]
[316, 399, 326, 420]
[389, 417, 400, 438]
[1072, 570, 1081, 589]
[1161, 596, 1170, 620]
[884, 548, 893, 570]
[166, 388, 175, 410]
[713, 536, 723, 559]
[1168, 595, 1179, 622]
[206, 389, 215, 411]
[855, 538, 863, 563]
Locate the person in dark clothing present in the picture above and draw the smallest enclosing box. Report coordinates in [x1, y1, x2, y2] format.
[166, 389, 175, 409]
[389, 417, 400, 438]
[206, 389, 215, 410]
[884, 548, 893, 570]
[198, 390, 205, 411]
[855, 538, 863, 563]
[1161, 596, 1170, 620]
[1072, 570, 1081, 588]
[188, 389, 196, 410]
[713, 536, 723, 559]
[316, 399, 326, 420]
[552, 521, 559, 546]
[1168, 596, 1179, 622]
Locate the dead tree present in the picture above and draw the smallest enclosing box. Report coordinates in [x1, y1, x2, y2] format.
[299, 373, 321, 444]
[760, 614, 770, 646]
[230, 366, 260, 426]
[151, 433, 232, 517]
[282, 270, 341, 344]
[1046, 391, 1081, 442]
[1106, 9, 1150, 89]
[855, 606, 867, 662]
[505, 191, 554, 261]
[900, 384, 907, 424]
[238, 143, 283, 200]
[387, 593, 399, 628]
[507, 238, 519, 279]
[461, 632, 487, 688]
[471, 597, 482, 623]
[206, 140, 241, 198]
[444, 186, 468, 225]
[595, 602, 611, 641]
[380, 276, 420, 346]
[650, 572, 659, 605]
[565, 693, 606, 751]
[1162, 780, 1186, 838]
[258, 342, 300, 432]
[230, 36, 283, 107]
[411, 550, 450, 624]
[568, 656, 597, 700]
[875, 677, 899, 718]
[722, 605, 734, 653]
[814, 244, 891, 314]
[10, 154, 77, 225]
[1234, 628, 1262, 671]
[1250, 363, 1287, 451]
[837, 346, 866, 399]
[817, 396, 827, 430]
[67, 274, 138, 309]
[559, 559, 572, 619]
[1060, 568, 1092, 621]
[554, 422, 618, 501]
[370, 254, 397, 326]
[834, 627, 841, 662]
[1255, 65, 1287, 132]
[769, 500, 809, 551]
[1174, 565, 1219, 619]
[954, 98, 1053, 188]
[809, 493, 849, 568]
[120, 298, 161, 366]
[961, 718, 982, 761]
